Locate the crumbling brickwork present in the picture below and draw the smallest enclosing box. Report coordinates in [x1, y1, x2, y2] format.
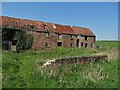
[1, 16, 96, 50]
[40, 55, 108, 67]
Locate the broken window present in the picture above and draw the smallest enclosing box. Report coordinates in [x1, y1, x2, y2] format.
[81, 42, 83, 47]
[85, 36, 88, 40]
[85, 43, 88, 48]
[81, 42, 85, 47]
[70, 35, 73, 38]
[77, 35, 81, 38]
[70, 35, 74, 40]
[57, 42, 62, 46]
[70, 43, 72, 47]
[75, 35, 77, 38]
[76, 39, 79, 47]
[58, 34, 62, 40]
[45, 33, 50, 37]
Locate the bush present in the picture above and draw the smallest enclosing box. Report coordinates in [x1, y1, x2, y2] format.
[16, 31, 33, 51]
[2, 40, 9, 50]
[2, 29, 33, 51]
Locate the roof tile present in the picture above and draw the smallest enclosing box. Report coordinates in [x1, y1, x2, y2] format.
[1, 16, 95, 36]
[72, 26, 95, 36]
[54, 24, 74, 34]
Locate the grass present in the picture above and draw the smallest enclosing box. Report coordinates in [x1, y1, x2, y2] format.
[96, 41, 118, 50]
[2, 41, 119, 88]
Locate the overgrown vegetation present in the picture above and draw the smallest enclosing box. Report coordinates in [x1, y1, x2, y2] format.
[2, 41, 118, 88]
[16, 31, 33, 51]
[2, 29, 33, 51]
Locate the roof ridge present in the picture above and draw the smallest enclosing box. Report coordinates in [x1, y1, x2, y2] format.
[1, 16, 95, 36]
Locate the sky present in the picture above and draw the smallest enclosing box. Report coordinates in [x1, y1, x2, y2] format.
[2, 2, 118, 40]
[1, 0, 119, 2]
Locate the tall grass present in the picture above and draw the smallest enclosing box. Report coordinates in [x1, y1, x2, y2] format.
[2, 41, 118, 88]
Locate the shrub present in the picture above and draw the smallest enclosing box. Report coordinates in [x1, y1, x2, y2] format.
[16, 31, 33, 51]
[2, 29, 33, 51]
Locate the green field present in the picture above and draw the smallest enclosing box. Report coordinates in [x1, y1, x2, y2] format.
[2, 41, 119, 88]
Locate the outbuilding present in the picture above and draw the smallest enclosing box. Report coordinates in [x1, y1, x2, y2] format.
[1, 16, 96, 50]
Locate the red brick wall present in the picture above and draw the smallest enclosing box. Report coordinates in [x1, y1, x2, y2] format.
[31, 31, 58, 49]
[70, 35, 76, 48]
[87, 36, 96, 48]
[71, 35, 96, 48]
[27, 31, 96, 49]
[32, 31, 46, 49]
[50, 33, 57, 48]
[62, 34, 70, 47]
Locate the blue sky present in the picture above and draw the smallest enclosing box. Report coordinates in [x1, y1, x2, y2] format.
[2, 2, 118, 40]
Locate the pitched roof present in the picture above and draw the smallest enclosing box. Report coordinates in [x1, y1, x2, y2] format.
[72, 26, 95, 36]
[42, 22, 55, 32]
[1, 16, 95, 36]
[0, 16, 53, 31]
[54, 24, 74, 34]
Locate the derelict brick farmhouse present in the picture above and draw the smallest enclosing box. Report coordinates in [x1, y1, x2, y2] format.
[1, 16, 96, 50]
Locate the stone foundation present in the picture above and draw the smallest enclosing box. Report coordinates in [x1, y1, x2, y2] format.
[40, 55, 108, 67]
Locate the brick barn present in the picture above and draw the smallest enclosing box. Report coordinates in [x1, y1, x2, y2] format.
[1, 16, 96, 50]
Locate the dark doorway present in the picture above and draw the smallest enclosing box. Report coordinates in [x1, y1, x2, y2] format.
[2, 29, 17, 50]
[76, 39, 79, 47]
[12, 40, 17, 45]
[85, 36, 88, 40]
[81, 42, 84, 47]
[85, 43, 88, 48]
[70, 43, 72, 47]
[57, 42, 62, 46]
